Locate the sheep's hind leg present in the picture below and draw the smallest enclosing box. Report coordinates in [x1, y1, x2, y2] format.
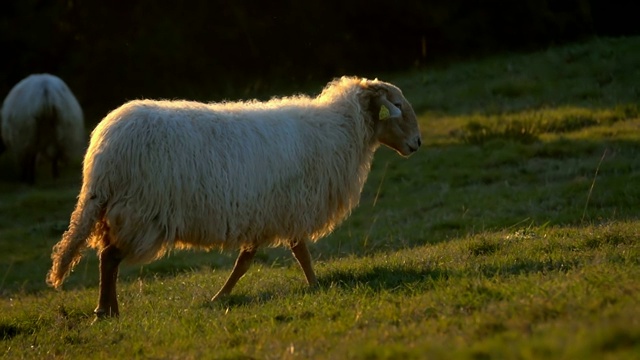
[94, 244, 123, 319]
[211, 248, 257, 301]
[291, 240, 318, 287]
[51, 156, 60, 179]
[20, 152, 37, 184]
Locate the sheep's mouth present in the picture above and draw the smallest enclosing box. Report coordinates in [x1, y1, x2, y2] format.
[405, 145, 421, 156]
[393, 145, 418, 157]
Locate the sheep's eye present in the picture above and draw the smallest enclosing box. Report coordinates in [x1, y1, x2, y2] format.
[394, 103, 402, 109]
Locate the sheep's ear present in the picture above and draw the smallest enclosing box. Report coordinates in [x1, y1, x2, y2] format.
[360, 80, 402, 121]
[374, 96, 401, 121]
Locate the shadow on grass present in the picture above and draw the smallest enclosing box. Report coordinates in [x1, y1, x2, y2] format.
[0, 309, 53, 341]
[318, 265, 451, 293]
[197, 265, 451, 309]
[0, 323, 26, 341]
[477, 258, 578, 278]
[199, 292, 278, 309]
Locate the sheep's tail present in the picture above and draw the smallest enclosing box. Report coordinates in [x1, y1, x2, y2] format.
[47, 190, 104, 289]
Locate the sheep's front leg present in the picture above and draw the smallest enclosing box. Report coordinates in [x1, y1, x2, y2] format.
[291, 240, 318, 287]
[211, 248, 257, 301]
[95, 244, 123, 319]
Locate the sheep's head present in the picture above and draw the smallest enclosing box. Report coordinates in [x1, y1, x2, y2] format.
[361, 79, 422, 157]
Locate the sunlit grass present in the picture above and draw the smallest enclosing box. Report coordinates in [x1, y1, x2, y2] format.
[447, 104, 639, 145]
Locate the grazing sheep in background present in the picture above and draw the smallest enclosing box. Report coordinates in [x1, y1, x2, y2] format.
[1, 73, 84, 183]
[47, 76, 422, 318]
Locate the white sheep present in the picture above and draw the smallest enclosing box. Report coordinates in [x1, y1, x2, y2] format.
[47, 76, 422, 318]
[1, 73, 85, 183]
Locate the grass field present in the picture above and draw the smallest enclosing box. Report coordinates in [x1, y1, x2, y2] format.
[1, 36, 639, 359]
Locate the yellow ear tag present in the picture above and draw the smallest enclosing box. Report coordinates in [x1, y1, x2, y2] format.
[379, 105, 390, 120]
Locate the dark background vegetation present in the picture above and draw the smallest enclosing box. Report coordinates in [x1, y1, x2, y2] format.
[1, 0, 638, 125]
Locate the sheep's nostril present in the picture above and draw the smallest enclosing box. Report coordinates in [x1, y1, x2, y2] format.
[406, 136, 422, 153]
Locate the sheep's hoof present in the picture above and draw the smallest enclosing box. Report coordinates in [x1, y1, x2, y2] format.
[209, 294, 252, 308]
[92, 308, 118, 324]
[94, 308, 106, 317]
[92, 309, 106, 324]
[210, 293, 226, 302]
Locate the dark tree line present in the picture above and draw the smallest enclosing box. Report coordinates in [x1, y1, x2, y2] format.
[1, 0, 638, 124]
